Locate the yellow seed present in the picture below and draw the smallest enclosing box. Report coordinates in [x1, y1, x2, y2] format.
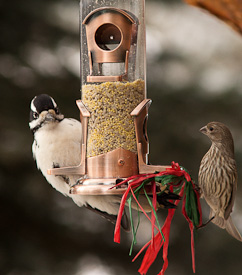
[82, 79, 145, 157]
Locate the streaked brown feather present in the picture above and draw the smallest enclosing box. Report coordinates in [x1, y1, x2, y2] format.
[198, 122, 242, 241]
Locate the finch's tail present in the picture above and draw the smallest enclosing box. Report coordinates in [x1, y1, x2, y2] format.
[225, 216, 242, 242]
[211, 212, 242, 241]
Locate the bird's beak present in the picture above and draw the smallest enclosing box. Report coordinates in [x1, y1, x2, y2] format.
[45, 110, 57, 122]
[200, 126, 207, 134]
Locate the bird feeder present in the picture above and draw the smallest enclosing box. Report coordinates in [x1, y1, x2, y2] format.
[46, 2, 204, 273]
[48, 0, 168, 191]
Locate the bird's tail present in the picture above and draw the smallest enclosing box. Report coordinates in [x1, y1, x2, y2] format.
[225, 216, 242, 242]
[212, 213, 242, 241]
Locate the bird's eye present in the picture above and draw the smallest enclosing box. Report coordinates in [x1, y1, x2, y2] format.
[55, 108, 59, 114]
[33, 112, 39, 119]
[209, 127, 214, 131]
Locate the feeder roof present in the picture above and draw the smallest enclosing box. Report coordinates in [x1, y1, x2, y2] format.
[83, 7, 139, 25]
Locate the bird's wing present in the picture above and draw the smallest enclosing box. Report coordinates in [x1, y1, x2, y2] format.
[224, 158, 237, 220]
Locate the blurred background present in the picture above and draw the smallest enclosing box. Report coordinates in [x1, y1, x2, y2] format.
[1, 0, 242, 274]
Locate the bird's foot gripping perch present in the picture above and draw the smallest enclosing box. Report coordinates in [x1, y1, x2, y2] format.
[112, 162, 202, 275]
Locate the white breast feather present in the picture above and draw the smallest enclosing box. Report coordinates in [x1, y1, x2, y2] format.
[33, 118, 122, 215]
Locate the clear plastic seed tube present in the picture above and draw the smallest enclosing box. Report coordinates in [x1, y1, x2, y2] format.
[80, 0, 146, 158]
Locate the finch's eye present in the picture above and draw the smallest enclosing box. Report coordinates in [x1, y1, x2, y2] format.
[33, 112, 39, 119]
[209, 127, 214, 131]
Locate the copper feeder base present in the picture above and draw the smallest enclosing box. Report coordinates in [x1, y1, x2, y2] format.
[71, 180, 167, 195]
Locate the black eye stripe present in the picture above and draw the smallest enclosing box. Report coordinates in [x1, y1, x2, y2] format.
[29, 110, 39, 122]
[33, 112, 39, 118]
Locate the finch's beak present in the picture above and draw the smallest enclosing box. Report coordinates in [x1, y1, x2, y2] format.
[200, 126, 207, 134]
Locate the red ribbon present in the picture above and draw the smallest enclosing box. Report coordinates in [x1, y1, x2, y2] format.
[113, 162, 201, 275]
[137, 185, 185, 275]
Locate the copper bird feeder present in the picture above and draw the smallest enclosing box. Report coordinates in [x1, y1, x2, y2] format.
[48, 0, 169, 194]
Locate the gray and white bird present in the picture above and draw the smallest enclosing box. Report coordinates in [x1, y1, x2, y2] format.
[29, 94, 130, 230]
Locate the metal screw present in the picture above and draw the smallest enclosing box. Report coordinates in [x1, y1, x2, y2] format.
[118, 159, 125, 166]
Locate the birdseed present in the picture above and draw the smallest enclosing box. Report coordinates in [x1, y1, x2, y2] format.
[82, 79, 145, 157]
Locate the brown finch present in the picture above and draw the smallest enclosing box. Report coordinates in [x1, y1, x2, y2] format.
[198, 121, 242, 241]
